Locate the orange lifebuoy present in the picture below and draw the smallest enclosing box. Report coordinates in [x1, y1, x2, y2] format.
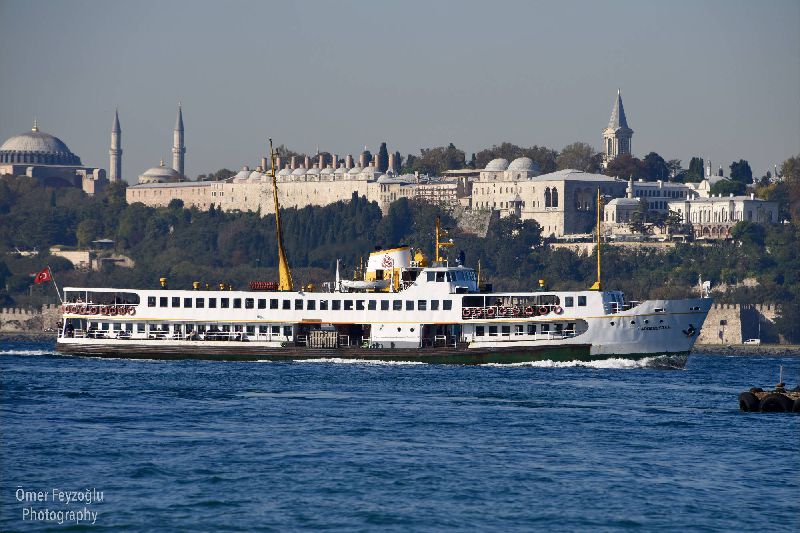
[128, 307, 136, 316]
[90, 306, 99, 315]
[513, 306, 521, 317]
[79, 305, 87, 315]
[486, 307, 496, 318]
[539, 306, 548, 315]
[524, 306, 534, 317]
[554, 305, 563, 314]
[109, 306, 118, 316]
[462, 308, 471, 319]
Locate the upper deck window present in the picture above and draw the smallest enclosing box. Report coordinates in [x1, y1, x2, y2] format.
[381, 301, 389, 311]
[221, 298, 230, 309]
[233, 298, 242, 309]
[209, 298, 217, 309]
[332, 300, 341, 311]
[418, 300, 427, 311]
[196, 298, 205, 308]
[245, 298, 254, 309]
[435, 272, 445, 282]
[148, 297, 156, 308]
[307, 300, 316, 311]
[443, 300, 452, 311]
[344, 300, 353, 311]
[320, 300, 328, 310]
[159, 297, 168, 307]
[183, 298, 192, 308]
[368, 300, 376, 311]
[270, 299, 278, 309]
[257, 299, 266, 309]
[564, 296, 574, 307]
[295, 299, 303, 310]
[406, 301, 414, 311]
[578, 296, 587, 306]
[282, 300, 290, 310]
[393, 301, 402, 311]
[431, 300, 440, 311]
[356, 300, 365, 311]
[172, 297, 180, 307]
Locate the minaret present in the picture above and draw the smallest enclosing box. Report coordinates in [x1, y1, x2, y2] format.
[172, 104, 185, 177]
[109, 109, 122, 182]
[602, 89, 634, 168]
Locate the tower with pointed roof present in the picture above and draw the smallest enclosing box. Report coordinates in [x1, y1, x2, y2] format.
[602, 89, 633, 168]
[172, 104, 185, 177]
[109, 109, 122, 182]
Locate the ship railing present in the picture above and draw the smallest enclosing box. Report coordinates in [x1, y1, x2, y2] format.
[609, 301, 641, 313]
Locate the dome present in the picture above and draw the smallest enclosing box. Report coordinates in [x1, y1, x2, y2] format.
[291, 168, 306, 176]
[248, 171, 264, 181]
[348, 166, 363, 175]
[0, 124, 82, 166]
[508, 157, 535, 171]
[278, 168, 291, 176]
[307, 167, 320, 175]
[334, 166, 346, 174]
[139, 162, 181, 184]
[320, 167, 333, 175]
[485, 158, 509, 171]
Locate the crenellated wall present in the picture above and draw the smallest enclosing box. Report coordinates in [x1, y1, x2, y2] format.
[696, 303, 780, 345]
[0, 304, 62, 332]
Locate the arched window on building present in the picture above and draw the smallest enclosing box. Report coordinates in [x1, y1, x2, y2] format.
[552, 188, 559, 208]
[607, 138, 612, 155]
[544, 187, 551, 208]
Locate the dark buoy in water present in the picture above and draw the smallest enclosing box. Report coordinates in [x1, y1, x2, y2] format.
[739, 365, 800, 413]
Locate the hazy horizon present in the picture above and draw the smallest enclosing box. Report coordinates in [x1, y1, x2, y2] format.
[1, 0, 798, 182]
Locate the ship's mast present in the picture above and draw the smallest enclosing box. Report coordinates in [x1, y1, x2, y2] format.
[435, 216, 453, 263]
[590, 188, 602, 291]
[269, 139, 294, 291]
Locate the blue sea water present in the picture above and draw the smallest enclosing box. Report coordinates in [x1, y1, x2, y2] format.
[1, 341, 798, 532]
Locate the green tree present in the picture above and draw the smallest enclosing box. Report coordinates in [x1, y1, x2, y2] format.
[730, 221, 766, 247]
[628, 199, 650, 235]
[557, 142, 601, 172]
[710, 179, 746, 196]
[686, 157, 704, 182]
[411, 143, 465, 175]
[76, 219, 99, 248]
[605, 154, 645, 179]
[377, 142, 389, 172]
[779, 154, 800, 223]
[168, 198, 185, 210]
[642, 152, 669, 181]
[729, 160, 753, 186]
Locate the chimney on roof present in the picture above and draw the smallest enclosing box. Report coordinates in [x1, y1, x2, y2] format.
[388, 152, 396, 173]
[319, 153, 324, 169]
[346, 154, 353, 169]
[304, 155, 311, 169]
[290, 156, 297, 169]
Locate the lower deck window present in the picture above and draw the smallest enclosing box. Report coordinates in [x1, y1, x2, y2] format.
[476, 326, 485, 336]
[488, 326, 498, 336]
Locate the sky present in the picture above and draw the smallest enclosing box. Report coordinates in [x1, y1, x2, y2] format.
[1, 0, 798, 182]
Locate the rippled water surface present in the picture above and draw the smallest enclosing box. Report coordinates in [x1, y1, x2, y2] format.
[1, 341, 798, 531]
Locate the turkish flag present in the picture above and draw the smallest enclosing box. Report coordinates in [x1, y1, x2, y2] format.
[34, 268, 52, 284]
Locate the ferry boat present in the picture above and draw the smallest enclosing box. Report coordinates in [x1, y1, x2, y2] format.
[55, 142, 711, 364]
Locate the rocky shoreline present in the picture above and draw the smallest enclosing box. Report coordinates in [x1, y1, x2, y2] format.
[693, 344, 800, 357]
[0, 332, 57, 343]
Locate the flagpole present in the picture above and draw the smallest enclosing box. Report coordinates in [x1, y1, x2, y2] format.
[47, 265, 63, 304]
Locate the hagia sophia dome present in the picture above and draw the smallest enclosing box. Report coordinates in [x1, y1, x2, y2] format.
[0, 122, 82, 166]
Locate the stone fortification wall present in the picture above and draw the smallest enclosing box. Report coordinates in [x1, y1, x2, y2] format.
[696, 303, 780, 345]
[0, 304, 62, 332]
